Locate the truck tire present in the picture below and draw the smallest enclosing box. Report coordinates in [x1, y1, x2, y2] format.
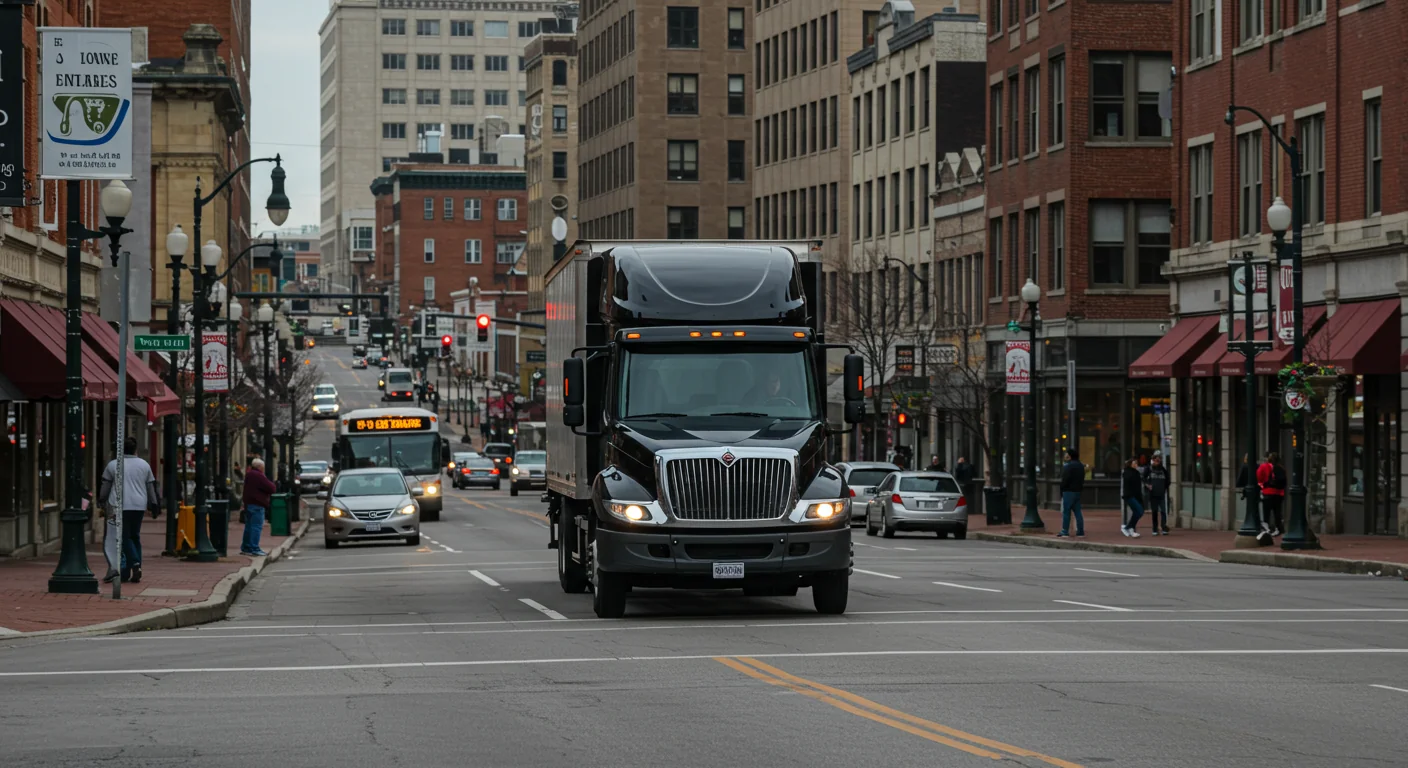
[592, 547, 627, 619]
[557, 510, 589, 594]
[510, 484, 519, 497]
[812, 570, 849, 615]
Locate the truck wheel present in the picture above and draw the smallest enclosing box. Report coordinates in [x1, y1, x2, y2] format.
[592, 561, 628, 619]
[881, 512, 896, 538]
[557, 515, 588, 594]
[421, 506, 440, 522]
[510, 484, 519, 497]
[812, 570, 849, 615]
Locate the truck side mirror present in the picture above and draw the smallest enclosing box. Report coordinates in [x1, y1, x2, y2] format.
[845, 400, 865, 424]
[563, 356, 585, 427]
[843, 354, 865, 424]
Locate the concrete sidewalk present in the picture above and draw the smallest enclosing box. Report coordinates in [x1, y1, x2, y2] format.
[0, 506, 308, 638]
[974, 505, 1408, 577]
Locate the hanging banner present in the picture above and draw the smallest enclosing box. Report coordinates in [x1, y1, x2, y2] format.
[0, 6, 25, 205]
[1276, 263, 1294, 345]
[40, 27, 134, 179]
[1232, 262, 1270, 331]
[1005, 340, 1031, 396]
[202, 333, 229, 392]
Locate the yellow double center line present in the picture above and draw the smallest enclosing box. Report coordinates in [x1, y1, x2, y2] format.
[715, 657, 1082, 767]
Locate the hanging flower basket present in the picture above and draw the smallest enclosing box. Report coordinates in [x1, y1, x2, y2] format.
[1277, 362, 1341, 417]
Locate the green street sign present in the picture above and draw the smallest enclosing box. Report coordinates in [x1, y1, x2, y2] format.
[134, 334, 191, 352]
[1006, 320, 1021, 333]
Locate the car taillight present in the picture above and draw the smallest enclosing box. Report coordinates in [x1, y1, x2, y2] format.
[461, 468, 470, 474]
[891, 493, 902, 503]
[491, 468, 500, 475]
[848, 487, 856, 497]
[956, 496, 967, 508]
[503, 457, 512, 464]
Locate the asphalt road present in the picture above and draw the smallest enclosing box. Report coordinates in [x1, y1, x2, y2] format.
[3, 345, 1407, 767]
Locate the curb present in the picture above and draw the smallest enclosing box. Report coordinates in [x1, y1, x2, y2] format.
[972, 531, 1217, 562]
[1218, 549, 1408, 578]
[0, 519, 309, 643]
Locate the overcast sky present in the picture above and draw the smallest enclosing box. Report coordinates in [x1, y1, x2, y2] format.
[248, 0, 325, 235]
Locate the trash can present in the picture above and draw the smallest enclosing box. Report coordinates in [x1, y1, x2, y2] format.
[206, 499, 230, 557]
[269, 493, 292, 537]
[177, 504, 196, 555]
[984, 487, 1011, 525]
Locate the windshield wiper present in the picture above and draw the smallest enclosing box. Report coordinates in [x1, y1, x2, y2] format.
[622, 412, 687, 419]
[708, 411, 773, 418]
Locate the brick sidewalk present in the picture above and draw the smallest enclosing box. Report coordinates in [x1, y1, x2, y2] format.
[0, 511, 298, 635]
[978, 505, 1408, 566]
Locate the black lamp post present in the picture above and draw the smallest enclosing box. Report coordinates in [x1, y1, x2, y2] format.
[1225, 105, 1321, 551]
[257, 302, 275, 465]
[1230, 251, 1271, 546]
[1017, 278, 1045, 533]
[162, 225, 188, 556]
[49, 180, 133, 594]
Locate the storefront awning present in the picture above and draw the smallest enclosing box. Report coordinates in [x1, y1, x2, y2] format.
[146, 389, 181, 421]
[1321, 299, 1401, 375]
[80, 314, 169, 399]
[1214, 306, 1329, 376]
[1128, 315, 1220, 378]
[0, 371, 27, 402]
[0, 300, 119, 400]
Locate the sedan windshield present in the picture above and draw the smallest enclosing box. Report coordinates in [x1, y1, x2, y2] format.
[301, 461, 328, 474]
[333, 472, 406, 497]
[516, 451, 545, 464]
[899, 476, 962, 493]
[618, 346, 816, 420]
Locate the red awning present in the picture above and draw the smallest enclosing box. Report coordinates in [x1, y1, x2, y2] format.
[80, 314, 169, 399]
[1321, 299, 1401, 375]
[146, 389, 181, 420]
[1128, 315, 1220, 378]
[0, 300, 119, 400]
[1215, 306, 1329, 376]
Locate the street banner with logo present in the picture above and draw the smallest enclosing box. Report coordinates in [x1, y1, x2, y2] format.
[40, 27, 134, 179]
[894, 346, 915, 376]
[0, 6, 24, 205]
[1276, 264, 1294, 345]
[202, 333, 229, 392]
[1232, 262, 1270, 331]
[1005, 341, 1031, 395]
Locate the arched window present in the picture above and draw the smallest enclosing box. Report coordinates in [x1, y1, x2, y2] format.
[551, 60, 567, 87]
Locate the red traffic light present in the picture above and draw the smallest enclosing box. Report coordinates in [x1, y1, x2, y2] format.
[896, 413, 908, 426]
[476, 314, 491, 329]
[441, 334, 453, 345]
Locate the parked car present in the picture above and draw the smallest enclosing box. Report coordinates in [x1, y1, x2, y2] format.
[481, 442, 515, 470]
[455, 455, 501, 491]
[297, 460, 333, 493]
[864, 471, 969, 539]
[835, 461, 902, 523]
[509, 450, 545, 496]
[323, 468, 425, 548]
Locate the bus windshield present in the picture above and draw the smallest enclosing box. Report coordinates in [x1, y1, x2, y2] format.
[343, 433, 439, 473]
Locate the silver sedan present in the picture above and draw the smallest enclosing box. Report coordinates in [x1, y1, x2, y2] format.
[323, 468, 426, 548]
[864, 471, 969, 539]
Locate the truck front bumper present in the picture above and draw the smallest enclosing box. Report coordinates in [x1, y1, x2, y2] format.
[594, 526, 851, 587]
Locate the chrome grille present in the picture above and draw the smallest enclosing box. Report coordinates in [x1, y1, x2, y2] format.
[664, 458, 793, 521]
[351, 509, 394, 521]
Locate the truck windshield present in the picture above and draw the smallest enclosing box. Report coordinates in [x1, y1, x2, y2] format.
[343, 434, 439, 473]
[618, 346, 817, 420]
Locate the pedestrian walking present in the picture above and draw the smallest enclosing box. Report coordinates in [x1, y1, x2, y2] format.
[97, 437, 162, 584]
[927, 455, 942, 471]
[241, 458, 276, 557]
[1120, 458, 1146, 538]
[953, 456, 974, 505]
[1145, 454, 1170, 535]
[1257, 452, 1287, 536]
[1057, 449, 1085, 538]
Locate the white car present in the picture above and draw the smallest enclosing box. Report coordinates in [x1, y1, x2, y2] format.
[314, 383, 338, 398]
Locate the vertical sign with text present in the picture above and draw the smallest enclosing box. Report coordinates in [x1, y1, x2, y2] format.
[1276, 264, 1294, 345]
[1005, 341, 1031, 396]
[0, 6, 24, 205]
[39, 27, 133, 180]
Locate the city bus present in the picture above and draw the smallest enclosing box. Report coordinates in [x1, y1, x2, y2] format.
[332, 407, 450, 520]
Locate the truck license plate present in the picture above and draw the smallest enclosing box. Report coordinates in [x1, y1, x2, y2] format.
[364, 522, 382, 532]
[713, 562, 745, 579]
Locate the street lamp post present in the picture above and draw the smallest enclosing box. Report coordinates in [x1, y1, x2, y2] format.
[257, 302, 275, 465]
[217, 296, 243, 504]
[49, 180, 134, 594]
[1017, 279, 1045, 533]
[162, 226, 188, 555]
[183, 239, 223, 562]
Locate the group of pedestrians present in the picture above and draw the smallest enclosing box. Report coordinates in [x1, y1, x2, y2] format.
[96, 441, 279, 583]
[1118, 453, 1171, 538]
[1238, 451, 1287, 540]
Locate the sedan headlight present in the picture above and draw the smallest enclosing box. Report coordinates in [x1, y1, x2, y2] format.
[804, 500, 847, 520]
[607, 502, 649, 522]
[327, 507, 346, 517]
[398, 504, 416, 516]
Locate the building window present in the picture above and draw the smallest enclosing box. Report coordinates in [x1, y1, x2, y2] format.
[417, 89, 440, 105]
[416, 19, 440, 36]
[497, 199, 518, 221]
[1025, 209, 1040, 285]
[485, 20, 509, 38]
[451, 124, 474, 141]
[382, 18, 405, 35]
[1190, 144, 1214, 245]
[728, 8, 745, 49]
[1298, 0, 1324, 21]
[486, 55, 509, 72]
[450, 19, 473, 36]
[853, 184, 862, 240]
[353, 226, 373, 251]
[990, 83, 1003, 165]
[905, 72, 916, 133]
[918, 164, 929, 227]
[1049, 56, 1065, 146]
[919, 67, 931, 130]
[1296, 113, 1325, 224]
[728, 140, 745, 181]
[464, 198, 482, 220]
[904, 168, 915, 230]
[464, 239, 482, 264]
[1240, 0, 1264, 43]
[728, 207, 745, 239]
[552, 151, 568, 179]
[728, 75, 746, 115]
[382, 88, 406, 105]
[891, 79, 901, 139]
[551, 105, 568, 133]
[450, 54, 474, 71]
[1091, 200, 1171, 286]
[449, 89, 473, 106]
[1190, 0, 1216, 62]
[424, 276, 435, 301]
[552, 59, 568, 86]
[1024, 67, 1039, 155]
[497, 242, 524, 264]
[382, 53, 406, 70]
[416, 123, 441, 139]
[416, 54, 440, 71]
[667, 141, 699, 181]
[383, 122, 406, 140]
[485, 90, 509, 106]
[876, 178, 886, 236]
[423, 238, 436, 263]
[444, 196, 453, 220]
[667, 207, 699, 239]
[667, 74, 699, 114]
[1268, 123, 1284, 203]
[862, 182, 872, 238]
[1050, 202, 1065, 291]
[667, 7, 699, 48]
[1366, 99, 1382, 216]
[1008, 76, 1019, 160]
[1090, 53, 1172, 141]
[989, 218, 1003, 297]
[1237, 131, 1262, 238]
[518, 21, 540, 37]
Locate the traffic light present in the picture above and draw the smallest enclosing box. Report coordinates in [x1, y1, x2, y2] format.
[476, 314, 491, 342]
[896, 412, 909, 427]
[441, 334, 453, 357]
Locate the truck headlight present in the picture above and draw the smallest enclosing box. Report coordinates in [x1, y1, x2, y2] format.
[608, 503, 650, 523]
[511, 467, 520, 475]
[424, 484, 438, 496]
[804, 500, 847, 520]
[322, 475, 332, 486]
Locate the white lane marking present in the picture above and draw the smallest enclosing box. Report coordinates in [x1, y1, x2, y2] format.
[853, 542, 889, 549]
[10, 648, 1408, 678]
[278, 559, 553, 574]
[518, 598, 568, 621]
[1370, 684, 1408, 695]
[1073, 567, 1141, 578]
[932, 581, 1003, 593]
[1054, 600, 1132, 612]
[893, 547, 918, 551]
[853, 569, 901, 579]
[468, 570, 501, 587]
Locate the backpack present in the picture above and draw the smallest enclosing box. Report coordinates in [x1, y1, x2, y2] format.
[1271, 464, 1287, 490]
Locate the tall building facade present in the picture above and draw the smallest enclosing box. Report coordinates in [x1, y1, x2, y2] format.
[984, 0, 1173, 508]
[319, 0, 565, 295]
[576, 0, 753, 240]
[524, 26, 579, 312]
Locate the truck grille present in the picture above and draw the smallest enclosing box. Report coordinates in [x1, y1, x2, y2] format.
[664, 458, 792, 521]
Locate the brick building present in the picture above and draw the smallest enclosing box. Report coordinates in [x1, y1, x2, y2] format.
[370, 164, 528, 323]
[524, 25, 578, 313]
[1150, 0, 1407, 537]
[984, 0, 1173, 507]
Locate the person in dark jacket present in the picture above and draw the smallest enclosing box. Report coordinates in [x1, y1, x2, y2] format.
[1058, 450, 1086, 538]
[1120, 458, 1146, 538]
[241, 458, 276, 557]
[1144, 454, 1170, 535]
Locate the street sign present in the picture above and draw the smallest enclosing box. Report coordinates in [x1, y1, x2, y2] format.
[526, 350, 546, 363]
[928, 344, 958, 366]
[0, 6, 24, 206]
[1005, 341, 1031, 396]
[1276, 264, 1294, 346]
[894, 346, 915, 376]
[1284, 389, 1309, 411]
[134, 334, 190, 352]
[40, 27, 134, 179]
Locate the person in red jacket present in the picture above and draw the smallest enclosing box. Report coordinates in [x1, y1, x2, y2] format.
[241, 458, 276, 556]
[1256, 452, 1287, 537]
